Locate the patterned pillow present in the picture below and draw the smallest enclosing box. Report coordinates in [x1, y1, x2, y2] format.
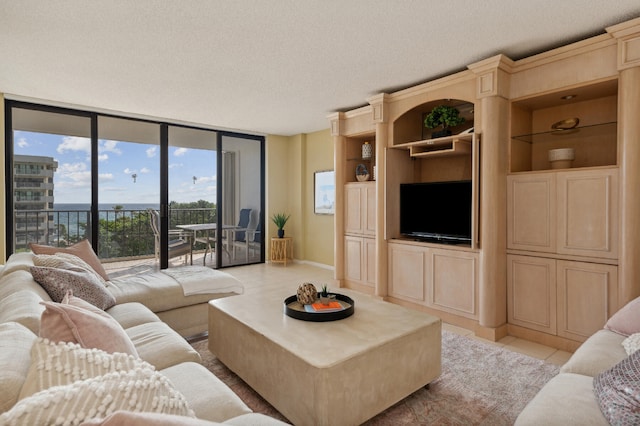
[30, 265, 116, 310]
[39, 293, 138, 356]
[594, 350, 640, 425]
[29, 239, 110, 281]
[623, 333, 640, 356]
[605, 296, 640, 337]
[19, 338, 149, 400]
[0, 368, 195, 424]
[33, 252, 107, 285]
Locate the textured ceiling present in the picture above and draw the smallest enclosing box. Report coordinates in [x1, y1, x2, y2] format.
[1, 1, 639, 136]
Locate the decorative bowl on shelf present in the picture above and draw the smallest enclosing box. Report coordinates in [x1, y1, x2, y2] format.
[548, 148, 575, 169]
[356, 174, 370, 182]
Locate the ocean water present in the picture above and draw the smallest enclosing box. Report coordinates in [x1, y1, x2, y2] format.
[53, 203, 159, 237]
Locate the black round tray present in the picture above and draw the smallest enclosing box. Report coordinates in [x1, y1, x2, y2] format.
[284, 293, 354, 322]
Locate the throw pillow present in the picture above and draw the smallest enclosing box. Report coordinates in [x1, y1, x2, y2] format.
[623, 333, 640, 356]
[30, 265, 116, 310]
[39, 293, 138, 356]
[0, 368, 194, 425]
[29, 239, 110, 281]
[19, 338, 151, 400]
[33, 252, 107, 285]
[0, 322, 38, 414]
[605, 296, 640, 336]
[594, 349, 640, 425]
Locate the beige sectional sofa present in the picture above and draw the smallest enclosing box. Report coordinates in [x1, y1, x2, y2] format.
[516, 297, 640, 425]
[0, 251, 288, 425]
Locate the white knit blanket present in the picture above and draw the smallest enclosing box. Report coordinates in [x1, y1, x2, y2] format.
[161, 265, 244, 296]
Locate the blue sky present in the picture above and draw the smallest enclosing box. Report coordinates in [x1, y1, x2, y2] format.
[15, 131, 217, 205]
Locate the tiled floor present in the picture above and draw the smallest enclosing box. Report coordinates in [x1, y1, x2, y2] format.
[103, 257, 573, 366]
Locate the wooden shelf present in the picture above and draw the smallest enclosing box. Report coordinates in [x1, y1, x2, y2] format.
[511, 122, 616, 144]
[391, 133, 474, 158]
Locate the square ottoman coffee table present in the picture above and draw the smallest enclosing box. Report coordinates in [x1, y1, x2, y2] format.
[208, 287, 441, 426]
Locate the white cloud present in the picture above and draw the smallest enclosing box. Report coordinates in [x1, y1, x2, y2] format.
[56, 162, 91, 187]
[98, 154, 109, 162]
[146, 146, 157, 158]
[17, 138, 29, 148]
[140, 167, 150, 174]
[195, 175, 216, 184]
[124, 168, 136, 174]
[99, 173, 114, 181]
[173, 147, 188, 157]
[169, 163, 183, 169]
[99, 140, 122, 155]
[57, 136, 90, 154]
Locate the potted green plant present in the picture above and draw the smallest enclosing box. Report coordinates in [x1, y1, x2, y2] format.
[424, 105, 465, 138]
[271, 212, 290, 238]
[320, 284, 330, 305]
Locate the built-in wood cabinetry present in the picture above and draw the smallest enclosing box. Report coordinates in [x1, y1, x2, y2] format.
[388, 241, 478, 320]
[330, 17, 640, 350]
[344, 182, 376, 290]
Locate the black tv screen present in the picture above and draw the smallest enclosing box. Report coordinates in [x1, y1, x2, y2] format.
[400, 181, 472, 244]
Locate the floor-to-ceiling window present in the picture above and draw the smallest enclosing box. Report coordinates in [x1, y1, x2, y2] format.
[5, 100, 265, 269]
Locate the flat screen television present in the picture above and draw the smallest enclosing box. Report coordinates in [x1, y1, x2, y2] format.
[400, 180, 472, 244]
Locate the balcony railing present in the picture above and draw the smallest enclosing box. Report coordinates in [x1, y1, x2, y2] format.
[13, 207, 217, 261]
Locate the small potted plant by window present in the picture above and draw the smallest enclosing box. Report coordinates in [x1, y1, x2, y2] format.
[424, 105, 465, 138]
[271, 212, 290, 238]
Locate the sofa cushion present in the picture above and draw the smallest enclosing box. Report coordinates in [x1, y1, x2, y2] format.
[560, 329, 627, 377]
[125, 322, 200, 370]
[0, 252, 36, 277]
[515, 373, 607, 425]
[161, 362, 252, 423]
[605, 295, 640, 337]
[0, 268, 52, 305]
[0, 322, 38, 414]
[0, 368, 194, 425]
[31, 265, 116, 310]
[106, 272, 215, 313]
[106, 302, 161, 329]
[593, 350, 640, 425]
[19, 338, 150, 400]
[30, 239, 110, 281]
[0, 290, 45, 334]
[39, 293, 138, 356]
[81, 411, 223, 425]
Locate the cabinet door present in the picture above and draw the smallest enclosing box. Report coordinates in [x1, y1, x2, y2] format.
[507, 174, 556, 252]
[344, 236, 363, 282]
[363, 237, 376, 287]
[557, 169, 618, 259]
[507, 255, 557, 334]
[388, 243, 426, 303]
[344, 185, 364, 235]
[427, 248, 478, 319]
[557, 260, 618, 342]
[344, 182, 376, 236]
[364, 183, 376, 236]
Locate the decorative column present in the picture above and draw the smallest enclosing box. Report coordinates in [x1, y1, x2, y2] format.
[328, 112, 346, 285]
[468, 55, 513, 340]
[607, 18, 640, 306]
[368, 93, 390, 297]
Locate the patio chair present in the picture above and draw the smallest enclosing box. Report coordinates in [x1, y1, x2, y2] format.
[148, 209, 193, 265]
[227, 208, 253, 260]
[232, 220, 262, 262]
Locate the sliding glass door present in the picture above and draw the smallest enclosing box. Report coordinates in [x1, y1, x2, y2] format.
[5, 100, 265, 269]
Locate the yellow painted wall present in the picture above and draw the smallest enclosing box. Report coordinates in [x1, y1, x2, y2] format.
[266, 129, 334, 267]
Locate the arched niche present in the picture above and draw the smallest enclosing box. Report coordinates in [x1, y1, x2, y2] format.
[392, 98, 475, 146]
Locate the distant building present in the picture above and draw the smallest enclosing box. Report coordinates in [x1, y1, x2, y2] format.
[13, 155, 58, 247]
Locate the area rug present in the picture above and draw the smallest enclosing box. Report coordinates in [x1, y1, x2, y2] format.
[191, 330, 560, 425]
